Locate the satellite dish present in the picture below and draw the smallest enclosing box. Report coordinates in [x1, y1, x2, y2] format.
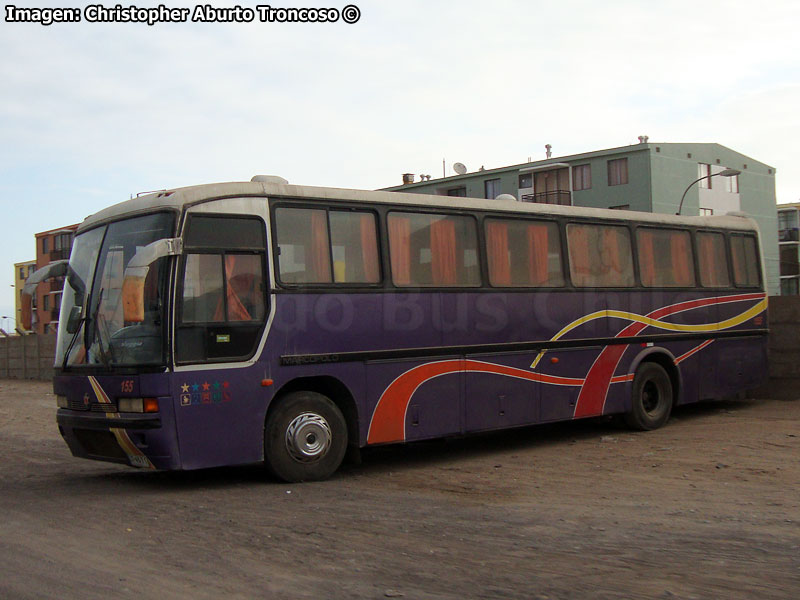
[495, 194, 518, 202]
[453, 162, 467, 175]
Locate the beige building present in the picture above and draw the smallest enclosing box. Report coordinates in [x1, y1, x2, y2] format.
[12, 260, 36, 334]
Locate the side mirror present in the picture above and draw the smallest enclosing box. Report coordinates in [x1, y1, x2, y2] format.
[21, 260, 69, 331]
[121, 238, 183, 323]
[65, 305, 83, 334]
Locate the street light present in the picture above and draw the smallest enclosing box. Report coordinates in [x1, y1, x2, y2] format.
[676, 168, 741, 215]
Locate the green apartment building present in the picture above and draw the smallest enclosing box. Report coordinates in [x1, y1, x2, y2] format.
[383, 141, 779, 295]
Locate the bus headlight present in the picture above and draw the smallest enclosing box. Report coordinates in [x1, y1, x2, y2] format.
[118, 398, 159, 413]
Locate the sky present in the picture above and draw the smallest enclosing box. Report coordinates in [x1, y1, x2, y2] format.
[2, 0, 800, 323]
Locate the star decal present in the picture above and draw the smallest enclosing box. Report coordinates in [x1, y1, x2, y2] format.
[202, 382, 210, 391]
[192, 383, 200, 392]
[181, 383, 190, 393]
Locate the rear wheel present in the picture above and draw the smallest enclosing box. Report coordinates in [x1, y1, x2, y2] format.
[625, 362, 673, 430]
[264, 391, 348, 482]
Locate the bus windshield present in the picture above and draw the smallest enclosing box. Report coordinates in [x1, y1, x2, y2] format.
[55, 212, 175, 369]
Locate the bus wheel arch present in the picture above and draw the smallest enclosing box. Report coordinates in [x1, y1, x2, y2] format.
[625, 351, 679, 431]
[265, 376, 359, 480]
[263, 389, 348, 482]
[628, 348, 681, 409]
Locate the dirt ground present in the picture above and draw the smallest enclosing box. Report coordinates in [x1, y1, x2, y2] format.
[0, 379, 798, 599]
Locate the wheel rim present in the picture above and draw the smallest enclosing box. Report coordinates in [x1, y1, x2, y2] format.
[285, 412, 332, 463]
[642, 380, 662, 415]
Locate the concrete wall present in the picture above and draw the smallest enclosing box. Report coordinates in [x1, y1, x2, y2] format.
[751, 295, 800, 399]
[0, 334, 56, 381]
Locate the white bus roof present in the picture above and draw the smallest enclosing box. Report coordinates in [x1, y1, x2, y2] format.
[77, 180, 760, 234]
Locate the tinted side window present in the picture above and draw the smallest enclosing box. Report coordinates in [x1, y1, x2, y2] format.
[275, 207, 380, 285]
[730, 234, 760, 287]
[697, 232, 731, 287]
[567, 224, 634, 287]
[177, 215, 267, 363]
[485, 218, 563, 287]
[388, 212, 480, 287]
[637, 228, 695, 287]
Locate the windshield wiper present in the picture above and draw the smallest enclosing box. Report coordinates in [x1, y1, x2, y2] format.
[87, 288, 112, 369]
[61, 315, 86, 371]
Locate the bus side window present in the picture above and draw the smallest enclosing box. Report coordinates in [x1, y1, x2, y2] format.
[637, 228, 695, 287]
[567, 223, 634, 287]
[697, 232, 731, 287]
[176, 215, 267, 363]
[730, 234, 760, 287]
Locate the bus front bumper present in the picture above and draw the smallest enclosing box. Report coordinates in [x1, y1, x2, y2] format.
[57, 409, 180, 470]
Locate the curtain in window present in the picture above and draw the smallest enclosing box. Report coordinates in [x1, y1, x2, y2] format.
[731, 238, 745, 284]
[638, 230, 656, 286]
[486, 221, 511, 286]
[213, 255, 252, 321]
[431, 218, 457, 285]
[311, 210, 331, 282]
[699, 234, 718, 286]
[388, 216, 411, 285]
[527, 224, 549, 285]
[671, 233, 692, 286]
[360, 214, 380, 282]
[602, 228, 622, 283]
[569, 226, 590, 286]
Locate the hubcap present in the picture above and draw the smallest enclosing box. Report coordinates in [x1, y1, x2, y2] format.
[285, 412, 332, 463]
[642, 380, 660, 414]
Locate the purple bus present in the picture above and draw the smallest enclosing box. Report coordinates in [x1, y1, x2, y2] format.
[30, 177, 768, 481]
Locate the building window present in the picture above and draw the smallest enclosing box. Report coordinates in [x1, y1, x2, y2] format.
[43, 295, 50, 311]
[41, 237, 48, 254]
[607, 158, 628, 186]
[19, 267, 24, 279]
[698, 163, 712, 189]
[447, 187, 467, 197]
[54, 233, 73, 251]
[573, 164, 591, 191]
[700, 208, 714, 216]
[28, 265, 34, 277]
[484, 179, 502, 199]
[518, 173, 532, 189]
[781, 278, 799, 295]
[726, 174, 739, 193]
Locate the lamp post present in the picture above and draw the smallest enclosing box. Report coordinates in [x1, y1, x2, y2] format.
[676, 168, 741, 216]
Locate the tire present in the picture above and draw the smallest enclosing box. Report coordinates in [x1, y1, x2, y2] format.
[264, 391, 348, 482]
[624, 362, 673, 431]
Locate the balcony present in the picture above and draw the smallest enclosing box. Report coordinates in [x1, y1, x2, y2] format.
[520, 190, 572, 205]
[49, 248, 71, 261]
[779, 228, 799, 242]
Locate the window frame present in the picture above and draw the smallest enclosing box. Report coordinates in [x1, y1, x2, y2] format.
[696, 229, 733, 289]
[175, 212, 269, 365]
[729, 232, 761, 289]
[607, 158, 629, 187]
[634, 225, 696, 289]
[572, 164, 592, 191]
[483, 216, 565, 289]
[271, 202, 383, 290]
[386, 209, 482, 289]
[565, 221, 636, 288]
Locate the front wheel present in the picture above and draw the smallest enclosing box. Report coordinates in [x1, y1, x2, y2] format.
[264, 391, 348, 482]
[625, 362, 673, 431]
